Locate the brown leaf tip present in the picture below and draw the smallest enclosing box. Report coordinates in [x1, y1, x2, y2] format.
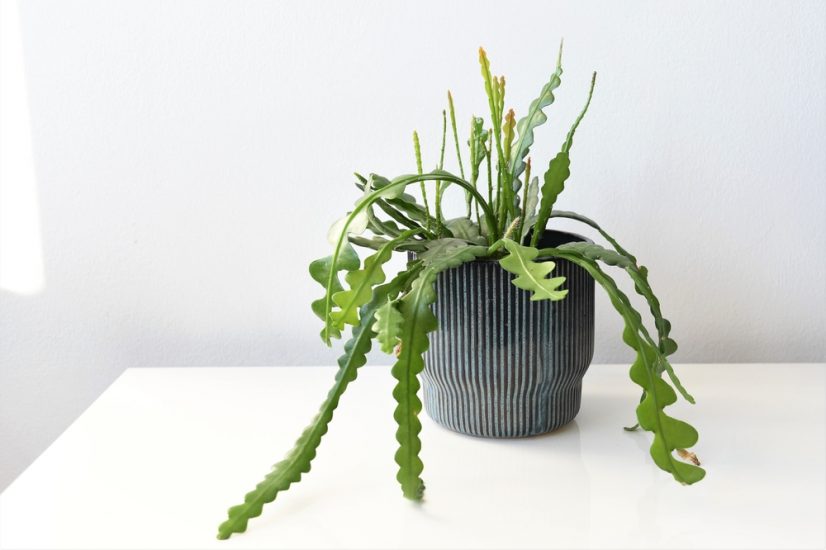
[677, 448, 701, 466]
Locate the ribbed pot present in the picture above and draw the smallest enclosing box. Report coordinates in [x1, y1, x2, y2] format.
[421, 230, 595, 438]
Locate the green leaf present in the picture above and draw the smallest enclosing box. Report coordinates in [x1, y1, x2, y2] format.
[348, 235, 426, 253]
[374, 198, 425, 234]
[520, 176, 540, 240]
[550, 210, 637, 262]
[319, 171, 498, 348]
[327, 211, 369, 245]
[558, 240, 633, 268]
[478, 48, 506, 206]
[531, 151, 571, 247]
[469, 116, 489, 176]
[370, 174, 439, 233]
[530, 73, 596, 247]
[330, 251, 390, 328]
[373, 299, 404, 354]
[309, 242, 360, 344]
[217, 266, 422, 540]
[549, 214, 688, 401]
[419, 238, 487, 266]
[364, 205, 403, 238]
[391, 243, 488, 500]
[502, 108, 516, 167]
[510, 41, 563, 182]
[497, 240, 568, 301]
[538, 246, 704, 485]
[331, 229, 420, 328]
[444, 217, 486, 244]
[391, 276, 433, 500]
[447, 91, 466, 180]
[561, 72, 597, 155]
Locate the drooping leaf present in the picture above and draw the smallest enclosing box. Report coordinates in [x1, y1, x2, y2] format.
[369, 174, 441, 234]
[330, 245, 391, 327]
[549, 213, 687, 401]
[374, 198, 424, 233]
[530, 73, 597, 247]
[391, 243, 488, 500]
[332, 229, 423, 329]
[309, 242, 360, 344]
[551, 210, 637, 262]
[366, 207, 402, 238]
[327, 211, 369, 245]
[510, 41, 564, 182]
[373, 299, 404, 354]
[319, 171, 498, 348]
[497, 240, 568, 301]
[445, 217, 486, 244]
[328, 172, 412, 246]
[348, 234, 426, 253]
[557, 240, 633, 268]
[418, 238, 486, 266]
[218, 266, 422, 539]
[537, 246, 704, 485]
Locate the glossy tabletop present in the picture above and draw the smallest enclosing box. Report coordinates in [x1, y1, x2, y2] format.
[1, 364, 824, 549]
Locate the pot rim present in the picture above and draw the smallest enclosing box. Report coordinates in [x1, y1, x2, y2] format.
[470, 228, 594, 263]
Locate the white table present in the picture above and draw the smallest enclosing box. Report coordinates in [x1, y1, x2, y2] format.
[1, 364, 824, 549]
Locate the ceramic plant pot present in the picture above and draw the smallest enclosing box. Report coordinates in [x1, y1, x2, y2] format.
[421, 229, 595, 438]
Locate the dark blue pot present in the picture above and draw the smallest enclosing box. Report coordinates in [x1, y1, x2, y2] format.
[421, 230, 595, 438]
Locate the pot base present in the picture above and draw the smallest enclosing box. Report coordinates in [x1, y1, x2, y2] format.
[422, 379, 583, 438]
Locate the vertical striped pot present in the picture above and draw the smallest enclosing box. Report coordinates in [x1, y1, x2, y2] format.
[421, 230, 595, 438]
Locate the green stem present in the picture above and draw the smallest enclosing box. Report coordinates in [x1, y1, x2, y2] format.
[518, 158, 531, 241]
[486, 133, 493, 226]
[413, 131, 430, 233]
[447, 91, 466, 180]
[435, 110, 447, 232]
[447, 91, 468, 218]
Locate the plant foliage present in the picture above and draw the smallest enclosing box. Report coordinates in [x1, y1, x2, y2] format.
[218, 44, 703, 539]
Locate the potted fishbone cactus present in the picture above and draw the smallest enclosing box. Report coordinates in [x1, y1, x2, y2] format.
[217, 43, 704, 540]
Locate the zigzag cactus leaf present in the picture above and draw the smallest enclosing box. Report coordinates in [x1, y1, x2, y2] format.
[469, 116, 488, 176]
[531, 151, 571, 247]
[538, 246, 704, 484]
[373, 299, 404, 354]
[520, 176, 540, 240]
[391, 275, 434, 500]
[510, 41, 563, 182]
[497, 239, 568, 301]
[445, 218, 486, 244]
[419, 238, 486, 266]
[557, 241, 633, 268]
[309, 242, 360, 344]
[218, 266, 422, 539]
[391, 242, 488, 500]
[331, 229, 421, 328]
[530, 73, 596, 247]
[549, 217, 687, 401]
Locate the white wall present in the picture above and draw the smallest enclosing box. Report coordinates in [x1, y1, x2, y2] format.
[1, 0, 824, 490]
